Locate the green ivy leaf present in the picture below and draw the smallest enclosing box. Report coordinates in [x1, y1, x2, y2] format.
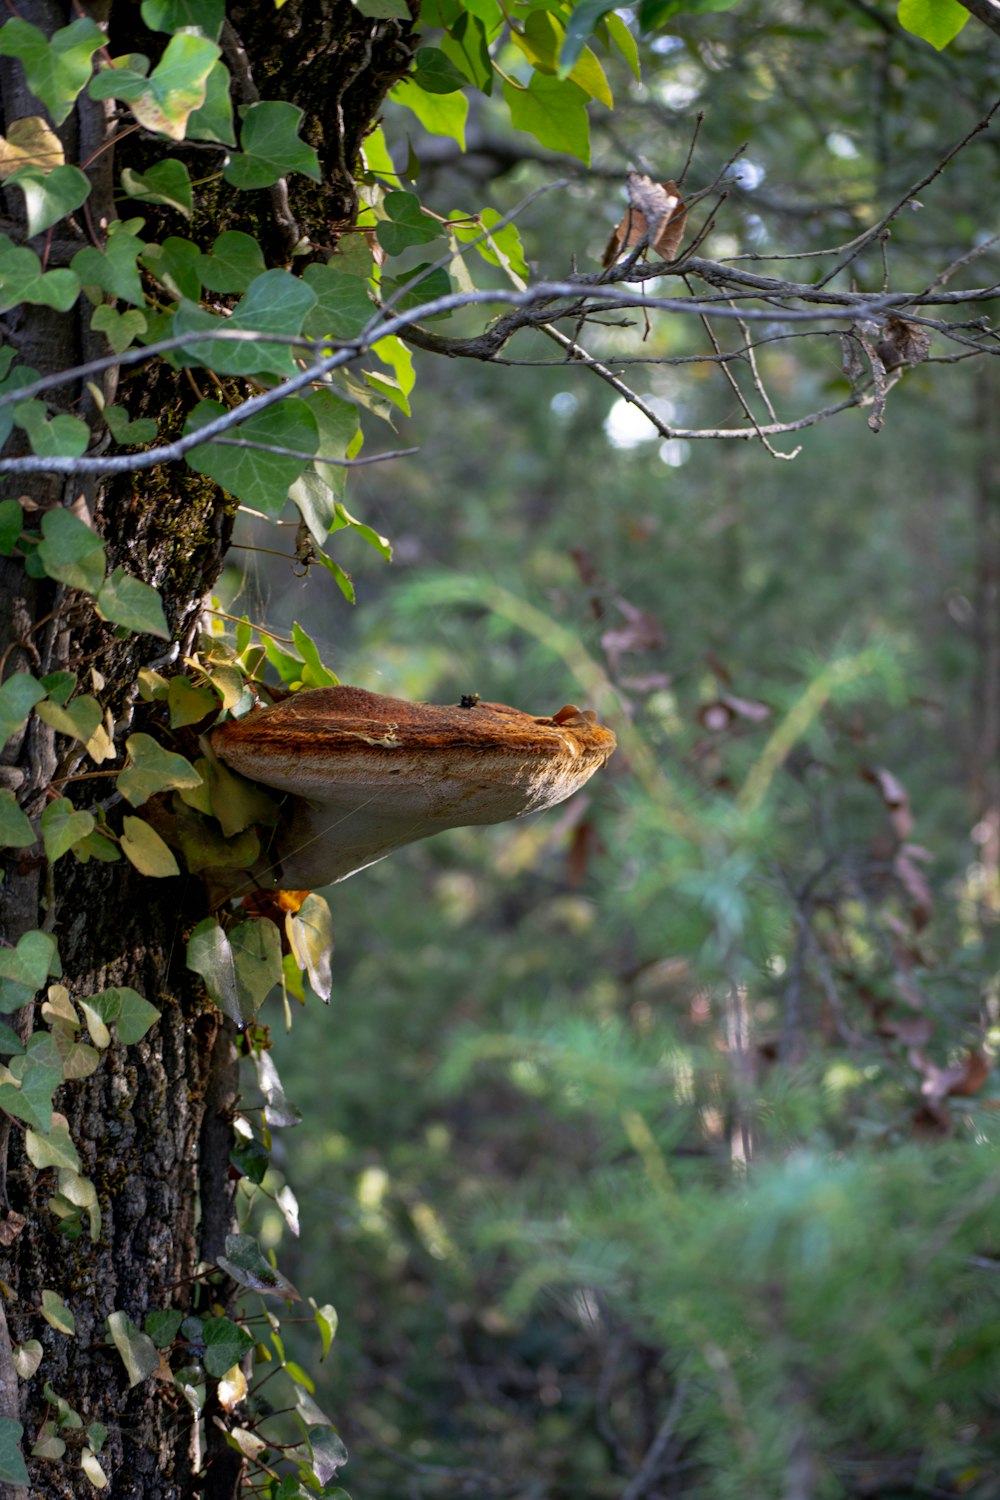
[503, 72, 590, 164]
[108, 1311, 160, 1388]
[49, 1021, 99, 1080]
[141, 0, 226, 38]
[391, 78, 468, 146]
[224, 100, 321, 189]
[0, 1039, 64, 1131]
[230, 918, 283, 1016]
[39, 670, 76, 705]
[13, 1341, 42, 1379]
[305, 387, 361, 493]
[286, 892, 334, 1001]
[5, 163, 90, 237]
[202, 1316, 254, 1377]
[216, 1232, 300, 1300]
[31, 1426, 65, 1461]
[81, 1450, 108, 1489]
[57, 1168, 100, 1239]
[185, 398, 319, 513]
[75, 1000, 108, 1049]
[187, 918, 242, 1024]
[199, 751, 279, 836]
[91, 305, 148, 355]
[254, 1049, 302, 1127]
[381, 263, 453, 315]
[35, 693, 102, 744]
[95, 567, 171, 639]
[120, 157, 193, 215]
[40, 798, 96, 863]
[118, 733, 204, 806]
[90, 34, 220, 140]
[120, 815, 180, 878]
[0, 234, 79, 312]
[410, 46, 468, 94]
[289, 473, 337, 543]
[173, 269, 317, 377]
[440, 12, 493, 93]
[307, 1427, 349, 1486]
[145, 1308, 183, 1348]
[185, 60, 236, 145]
[85, 986, 160, 1045]
[104, 406, 157, 446]
[25, 1113, 81, 1172]
[167, 677, 217, 728]
[897, 0, 969, 47]
[0, 789, 34, 849]
[449, 208, 529, 282]
[354, 0, 410, 14]
[376, 191, 443, 256]
[0, 1418, 29, 1485]
[332, 501, 392, 560]
[71, 219, 145, 307]
[291, 622, 339, 689]
[231, 1135, 269, 1184]
[12, 400, 89, 459]
[0, 16, 104, 125]
[0, 929, 59, 992]
[0, 497, 22, 555]
[86, 1422, 108, 1455]
[558, 0, 617, 73]
[0, 671, 46, 745]
[36, 508, 105, 594]
[515, 9, 612, 105]
[139, 236, 202, 301]
[196, 231, 267, 293]
[302, 263, 376, 340]
[312, 1302, 338, 1360]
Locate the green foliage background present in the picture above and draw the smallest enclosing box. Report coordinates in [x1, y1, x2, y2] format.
[218, 9, 1000, 1496]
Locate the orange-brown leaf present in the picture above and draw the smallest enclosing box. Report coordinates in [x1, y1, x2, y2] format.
[602, 174, 687, 266]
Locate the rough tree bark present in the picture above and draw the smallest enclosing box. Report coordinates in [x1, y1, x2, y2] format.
[0, 3, 417, 1495]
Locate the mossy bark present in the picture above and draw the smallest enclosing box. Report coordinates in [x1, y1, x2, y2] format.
[0, 1, 418, 1493]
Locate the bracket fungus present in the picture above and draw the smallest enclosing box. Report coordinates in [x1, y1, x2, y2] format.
[211, 685, 617, 890]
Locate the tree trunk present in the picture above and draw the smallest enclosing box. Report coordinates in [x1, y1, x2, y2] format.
[0, 2, 417, 1493]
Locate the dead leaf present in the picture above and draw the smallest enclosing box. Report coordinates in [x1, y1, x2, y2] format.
[876, 316, 931, 370]
[566, 818, 600, 887]
[698, 694, 771, 732]
[0, 116, 63, 178]
[601, 597, 665, 672]
[860, 764, 914, 840]
[894, 844, 933, 929]
[917, 1048, 991, 1103]
[603, 173, 687, 266]
[0, 1212, 26, 1246]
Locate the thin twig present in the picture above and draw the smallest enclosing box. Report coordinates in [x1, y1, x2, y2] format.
[619, 1382, 689, 1500]
[210, 438, 418, 466]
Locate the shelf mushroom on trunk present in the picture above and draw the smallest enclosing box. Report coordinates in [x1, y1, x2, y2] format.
[210, 685, 617, 891]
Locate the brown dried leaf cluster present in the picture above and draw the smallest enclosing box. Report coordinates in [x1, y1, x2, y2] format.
[875, 316, 932, 371]
[603, 172, 687, 267]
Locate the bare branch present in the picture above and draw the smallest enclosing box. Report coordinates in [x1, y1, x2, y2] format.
[211, 438, 418, 466]
[813, 95, 1000, 287]
[956, 0, 1000, 40]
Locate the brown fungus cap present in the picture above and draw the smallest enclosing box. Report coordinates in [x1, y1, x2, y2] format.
[210, 685, 616, 889]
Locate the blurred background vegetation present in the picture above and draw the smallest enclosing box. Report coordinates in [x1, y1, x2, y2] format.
[226, 4, 1000, 1496]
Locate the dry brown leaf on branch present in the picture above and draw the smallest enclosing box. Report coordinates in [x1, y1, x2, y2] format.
[876, 317, 932, 370]
[602, 173, 687, 267]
